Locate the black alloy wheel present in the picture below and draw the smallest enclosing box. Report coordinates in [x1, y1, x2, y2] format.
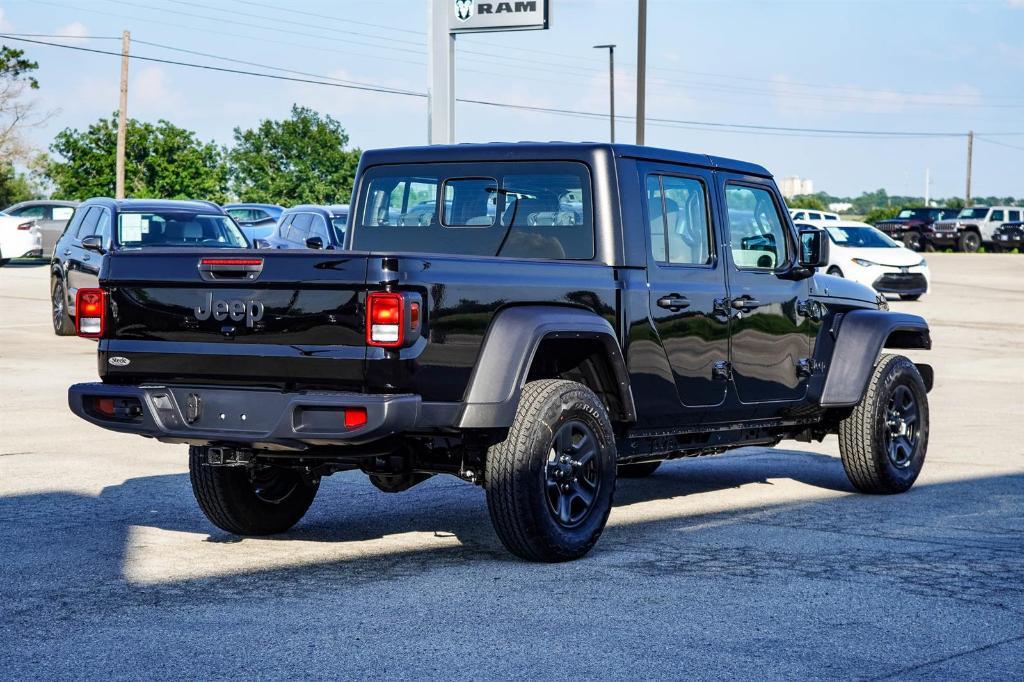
[883, 384, 919, 470]
[544, 419, 602, 528]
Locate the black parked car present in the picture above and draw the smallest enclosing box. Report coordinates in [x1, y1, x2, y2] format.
[3, 199, 79, 257]
[257, 204, 349, 250]
[992, 222, 1024, 251]
[873, 207, 958, 251]
[223, 203, 284, 243]
[50, 198, 248, 336]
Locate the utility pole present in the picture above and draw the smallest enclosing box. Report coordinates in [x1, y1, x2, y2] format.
[636, 0, 647, 146]
[965, 130, 974, 205]
[115, 30, 130, 200]
[593, 44, 616, 143]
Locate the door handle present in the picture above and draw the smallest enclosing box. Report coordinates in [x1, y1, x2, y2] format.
[63, 249, 71, 256]
[731, 297, 761, 311]
[657, 295, 690, 311]
[82, 254, 90, 261]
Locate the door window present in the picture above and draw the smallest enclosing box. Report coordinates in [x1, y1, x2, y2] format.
[286, 213, 313, 242]
[308, 214, 330, 242]
[76, 207, 102, 239]
[725, 185, 789, 270]
[1008, 210, 1021, 222]
[52, 206, 75, 221]
[10, 205, 46, 219]
[646, 174, 712, 265]
[990, 210, 1004, 222]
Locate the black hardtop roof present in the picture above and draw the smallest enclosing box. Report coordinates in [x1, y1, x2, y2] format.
[358, 141, 771, 178]
[223, 202, 283, 210]
[83, 198, 226, 214]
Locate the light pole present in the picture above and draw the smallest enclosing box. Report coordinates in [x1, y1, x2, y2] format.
[593, 44, 616, 143]
[636, 0, 647, 145]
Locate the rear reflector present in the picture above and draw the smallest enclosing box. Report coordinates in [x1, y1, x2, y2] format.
[344, 407, 368, 429]
[75, 288, 107, 338]
[366, 292, 404, 348]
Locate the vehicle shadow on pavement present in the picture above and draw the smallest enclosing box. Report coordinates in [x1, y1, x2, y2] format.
[0, 449, 1021, 608]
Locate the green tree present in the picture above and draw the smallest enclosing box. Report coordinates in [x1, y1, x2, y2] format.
[44, 114, 228, 201]
[863, 206, 901, 225]
[787, 194, 828, 211]
[229, 105, 361, 205]
[0, 44, 44, 164]
[944, 197, 966, 210]
[0, 163, 36, 206]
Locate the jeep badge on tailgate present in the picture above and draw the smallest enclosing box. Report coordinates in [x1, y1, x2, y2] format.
[194, 292, 265, 328]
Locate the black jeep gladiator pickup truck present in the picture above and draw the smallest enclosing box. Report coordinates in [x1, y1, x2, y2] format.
[69, 143, 933, 562]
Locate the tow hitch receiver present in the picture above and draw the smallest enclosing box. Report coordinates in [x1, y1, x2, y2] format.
[206, 447, 254, 467]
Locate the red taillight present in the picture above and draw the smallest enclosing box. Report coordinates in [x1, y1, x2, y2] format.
[199, 258, 264, 266]
[344, 407, 368, 429]
[94, 398, 116, 417]
[366, 292, 404, 348]
[16, 221, 33, 231]
[75, 288, 106, 338]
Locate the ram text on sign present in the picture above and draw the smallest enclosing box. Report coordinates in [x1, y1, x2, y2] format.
[449, 0, 550, 32]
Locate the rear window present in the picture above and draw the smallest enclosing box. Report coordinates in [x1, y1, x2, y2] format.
[116, 212, 248, 248]
[353, 162, 594, 259]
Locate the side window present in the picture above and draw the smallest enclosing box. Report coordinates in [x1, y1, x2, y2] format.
[53, 206, 75, 221]
[725, 185, 789, 271]
[646, 174, 712, 265]
[1008, 210, 1021, 222]
[95, 209, 112, 245]
[254, 210, 271, 222]
[363, 177, 439, 226]
[309, 214, 330, 241]
[808, 212, 822, 220]
[990, 210, 1004, 222]
[76, 207, 101, 239]
[287, 213, 313, 242]
[277, 214, 294, 235]
[10, 205, 46, 219]
[227, 208, 253, 222]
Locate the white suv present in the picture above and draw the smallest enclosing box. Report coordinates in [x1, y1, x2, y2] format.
[929, 205, 1023, 252]
[789, 208, 839, 222]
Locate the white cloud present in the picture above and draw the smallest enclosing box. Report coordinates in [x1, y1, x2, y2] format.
[54, 21, 90, 45]
[0, 9, 14, 32]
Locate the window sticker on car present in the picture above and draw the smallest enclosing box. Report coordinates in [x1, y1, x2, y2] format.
[827, 228, 850, 243]
[122, 213, 144, 241]
[53, 207, 74, 220]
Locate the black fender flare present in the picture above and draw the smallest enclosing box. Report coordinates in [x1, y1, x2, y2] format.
[457, 305, 635, 429]
[820, 309, 931, 407]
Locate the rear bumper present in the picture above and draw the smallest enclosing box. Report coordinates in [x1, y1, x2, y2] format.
[68, 383, 455, 450]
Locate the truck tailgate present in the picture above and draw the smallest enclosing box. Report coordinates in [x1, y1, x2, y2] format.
[98, 250, 371, 389]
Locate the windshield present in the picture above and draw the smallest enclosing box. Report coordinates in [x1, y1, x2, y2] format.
[116, 211, 248, 248]
[957, 207, 989, 219]
[826, 226, 899, 248]
[353, 161, 593, 260]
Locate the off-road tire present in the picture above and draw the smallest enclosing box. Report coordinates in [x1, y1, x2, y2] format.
[900, 294, 922, 301]
[485, 379, 617, 562]
[618, 460, 662, 478]
[838, 354, 929, 494]
[957, 231, 981, 253]
[189, 446, 319, 535]
[923, 242, 937, 253]
[51, 277, 75, 336]
[902, 231, 921, 251]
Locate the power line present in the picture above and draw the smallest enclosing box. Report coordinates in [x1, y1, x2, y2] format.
[975, 136, 1024, 152]
[226, 0, 426, 36]
[9, 34, 1024, 141]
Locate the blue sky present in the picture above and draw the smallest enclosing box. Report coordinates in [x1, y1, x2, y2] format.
[3, 0, 1024, 198]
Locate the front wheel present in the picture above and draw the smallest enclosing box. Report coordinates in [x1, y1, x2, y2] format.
[902, 231, 922, 251]
[188, 446, 320, 535]
[838, 354, 929, 494]
[485, 379, 617, 562]
[957, 231, 981, 253]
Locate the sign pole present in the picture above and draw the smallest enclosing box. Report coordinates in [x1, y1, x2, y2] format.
[428, 0, 455, 144]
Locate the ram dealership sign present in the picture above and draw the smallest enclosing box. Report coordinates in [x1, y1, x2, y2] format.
[449, 0, 550, 32]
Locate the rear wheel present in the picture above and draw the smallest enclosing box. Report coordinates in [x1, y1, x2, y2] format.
[485, 379, 617, 562]
[838, 354, 928, 494]
[618, 460, 662, 478]
[957, 231, 981, 253]
[188, 446, 319, 535]
[51, 277, 75, 336]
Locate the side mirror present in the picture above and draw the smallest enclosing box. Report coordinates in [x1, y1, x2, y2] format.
[253, 239, 270, 249]
[305, 236, 324, 250]
[799, 227, 829, 269]
[81, 235, 105, 254]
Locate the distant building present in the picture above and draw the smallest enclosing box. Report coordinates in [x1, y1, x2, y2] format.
[829, 202, 853, 213]
[778, 176, 814, 198]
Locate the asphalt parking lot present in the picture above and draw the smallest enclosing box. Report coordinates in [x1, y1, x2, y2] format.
[1, 254, 1021, 679]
